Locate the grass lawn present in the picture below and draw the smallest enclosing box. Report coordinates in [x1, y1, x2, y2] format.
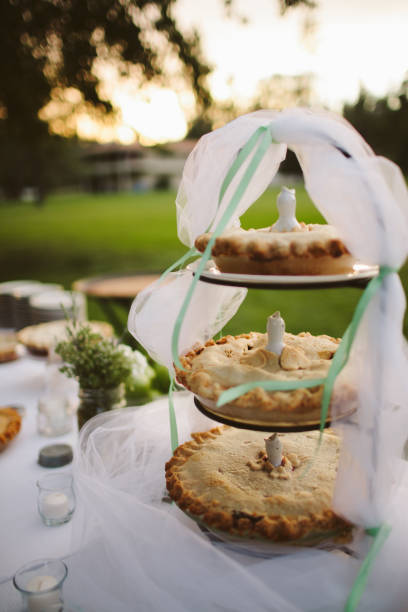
[1, 188, 408, 341]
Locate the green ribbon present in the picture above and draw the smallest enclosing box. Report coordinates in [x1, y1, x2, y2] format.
[165, 124, 277, 452]
[158, 246, 199, 284]
[217, 378, 326, 406]
[344, 523, 392, 611]
[172, 123, 275, 369]
[162, 125, 270, 296]
[163, 118, 397, 610]
[217, 266, 397, 435]
[319, 265, 395, 431]
[168, 376, 179, 452]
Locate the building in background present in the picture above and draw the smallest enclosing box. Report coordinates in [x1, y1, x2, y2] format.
[82, 140, 197, 193]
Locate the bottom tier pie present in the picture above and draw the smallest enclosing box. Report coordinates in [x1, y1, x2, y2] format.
[165, 426, 352, 543]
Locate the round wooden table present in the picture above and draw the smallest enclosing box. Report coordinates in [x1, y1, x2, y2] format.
[73, 273, 160, 334]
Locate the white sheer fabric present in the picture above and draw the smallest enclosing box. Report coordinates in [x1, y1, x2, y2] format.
[127, 270, 246, 370]
[71, 395, 408, 611]
[80, 108, 408, 609]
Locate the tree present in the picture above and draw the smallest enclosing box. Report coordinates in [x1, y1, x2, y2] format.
[0, 0, 314, 199]
[0, 0, 213, 199]
[343, 81, 408, 174]
[0, 1, 212, 133]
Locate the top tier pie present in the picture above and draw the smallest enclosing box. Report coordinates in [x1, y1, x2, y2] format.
[195, 187, 355, 276]
[195, 223, 354, 276]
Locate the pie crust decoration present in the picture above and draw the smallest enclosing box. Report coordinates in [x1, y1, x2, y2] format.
[0, 407, 22, 451]
[165, 426, 352, 542]
[175, 330, 350, 427]
[17, 320, 114, 356]
[195, 224, 356, 276]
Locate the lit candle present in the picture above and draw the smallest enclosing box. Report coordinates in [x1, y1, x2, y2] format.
[271, 186, 300, 232]
[266, 311, 285, 356]
[264, 433, 283, 467]
[25, 575, 61, 612]
[41, 492, 70, 520]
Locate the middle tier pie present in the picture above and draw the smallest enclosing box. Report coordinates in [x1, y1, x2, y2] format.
[176, 323, 344, 426]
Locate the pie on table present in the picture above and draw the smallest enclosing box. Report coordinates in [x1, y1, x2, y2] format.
[165, 426, 352, 542]
[0, 407, 22, 451]
[0, 332, 19, 363]
[17, 320, 114, 356]
[175, 327, 345, 427]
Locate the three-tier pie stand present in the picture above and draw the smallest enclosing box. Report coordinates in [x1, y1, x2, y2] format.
[119, 108, 408, 610]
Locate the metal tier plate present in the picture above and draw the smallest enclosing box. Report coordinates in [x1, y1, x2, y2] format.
[190, 263, 379, 290]
[193, 396, 356, 433]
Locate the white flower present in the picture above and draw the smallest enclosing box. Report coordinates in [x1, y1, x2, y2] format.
[118, 345, 154, 388]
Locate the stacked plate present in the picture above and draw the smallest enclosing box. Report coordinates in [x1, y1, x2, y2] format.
[29, 290, 86, 325]
[11, 283, 63, 330]
[0, 280, 43, 329]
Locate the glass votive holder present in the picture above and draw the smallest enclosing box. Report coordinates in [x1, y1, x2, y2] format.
[37, 350, 77, 437]
[37, 473, 75, 527]
[37, 394, 75, 437]
[13, 558, 68, 612]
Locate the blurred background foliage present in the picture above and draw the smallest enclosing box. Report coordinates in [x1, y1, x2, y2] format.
[1, 0, 407, 198]
[1, 0, 408, 350]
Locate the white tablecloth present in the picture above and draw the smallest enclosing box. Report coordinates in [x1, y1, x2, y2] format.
[2, 356, 407, 611]
[0, 354, 77, 585]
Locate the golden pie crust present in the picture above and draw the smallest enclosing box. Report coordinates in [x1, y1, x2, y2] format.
[0, 333, 19, 363]
[0, 407, 22, 451]
[17, 320, 114, 356]
[195, 224, 355, 275]
[175, 331, 351, 427]
[165, 426, 352, 542]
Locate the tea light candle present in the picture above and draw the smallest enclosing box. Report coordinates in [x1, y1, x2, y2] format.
[42, 492, 70, 520]
[266, 311, 285, 356]
[271, 186, 300, 232]
[37, 472, 75, 527]
[13, 559, 67, 612]
[25, 575, 60, 612]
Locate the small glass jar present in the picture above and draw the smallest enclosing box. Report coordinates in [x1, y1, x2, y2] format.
[37, 473, 75, 527]
[77, 383, 126, 430]
[37, 350, 77, 436]
[13, 558, 67, 612]
[37, 394, 76, 436]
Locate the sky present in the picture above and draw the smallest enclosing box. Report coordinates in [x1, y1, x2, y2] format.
[75, 0, 408, 144]
[176, 0, 408, 108]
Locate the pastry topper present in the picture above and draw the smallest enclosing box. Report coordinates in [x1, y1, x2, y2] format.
[266, 311, 285, 356]
[271, 186, 300, 232]
[264, 433, 283, 467]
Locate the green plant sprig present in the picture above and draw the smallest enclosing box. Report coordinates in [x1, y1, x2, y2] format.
[55, 322, 132, 390]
